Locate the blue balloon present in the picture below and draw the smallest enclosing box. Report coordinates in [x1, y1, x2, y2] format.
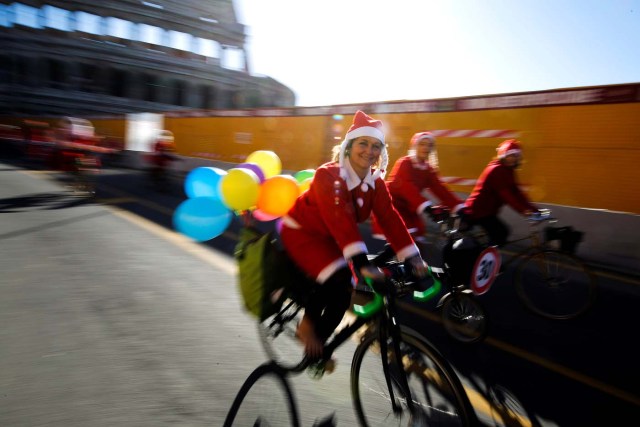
[173, 197, 233, 242]
[184, 167, 227, 199]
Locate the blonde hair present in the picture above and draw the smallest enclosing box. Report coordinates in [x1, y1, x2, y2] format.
[332, 139, 351, 162]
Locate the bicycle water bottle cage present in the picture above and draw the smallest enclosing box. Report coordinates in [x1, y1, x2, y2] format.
[352, 267, 442, 318]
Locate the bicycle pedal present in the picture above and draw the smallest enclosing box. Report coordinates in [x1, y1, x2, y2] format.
[307, 359, 336, 379]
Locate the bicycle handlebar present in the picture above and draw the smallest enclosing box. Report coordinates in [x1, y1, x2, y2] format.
[527, 208, 556, 223]
[352, 265, 442, 319]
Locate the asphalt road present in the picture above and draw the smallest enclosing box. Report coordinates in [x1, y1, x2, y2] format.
[1, 157, 639, 426]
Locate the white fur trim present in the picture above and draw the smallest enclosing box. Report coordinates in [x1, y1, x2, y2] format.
[499, 148, 521, 158]
[346, 126, 385, 143]
[317, 258, 348, 284]
[281, 215, 301, 229]
[412, 133, 435, 145]
[343, 241, 368, 260]
[417, 200, 432, 215]
[395, 244, 420, 262]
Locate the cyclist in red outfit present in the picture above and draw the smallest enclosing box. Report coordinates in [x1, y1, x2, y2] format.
[462, 139, 538, 245]
[149, 130, 177, 189]
[280, 111, 429, 358]
[376, 131, 465, 246]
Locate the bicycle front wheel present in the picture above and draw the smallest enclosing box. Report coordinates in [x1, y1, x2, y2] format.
[223, 362, 300, 427]
[516, 249, 597, 320]
[441, 293, 489, 344]
[351, 326, 476, 426]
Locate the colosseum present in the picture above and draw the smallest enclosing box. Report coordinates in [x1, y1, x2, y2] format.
[0, 0, 296, 116]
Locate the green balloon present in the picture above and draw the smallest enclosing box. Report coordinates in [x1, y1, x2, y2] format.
[294, 169, 315, 184]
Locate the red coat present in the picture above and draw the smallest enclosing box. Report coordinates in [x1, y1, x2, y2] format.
[281, 162, 419, 283]
[380, 155, 464, 236]
[464, 159, 536, 219]
[387, 156, 463, 235]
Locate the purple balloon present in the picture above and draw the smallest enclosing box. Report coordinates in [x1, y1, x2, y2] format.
[237, 162, 266, 183]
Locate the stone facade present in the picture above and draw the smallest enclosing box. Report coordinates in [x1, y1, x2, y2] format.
[0, 1, 295, 116]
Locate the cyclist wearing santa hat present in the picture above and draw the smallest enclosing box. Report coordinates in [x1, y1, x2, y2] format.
[462, 139, 539, 246]
[373, 131, 465, 248]
[280, 110, 429, 358]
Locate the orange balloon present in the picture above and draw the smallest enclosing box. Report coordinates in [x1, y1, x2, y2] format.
[257, 175, 300, 217]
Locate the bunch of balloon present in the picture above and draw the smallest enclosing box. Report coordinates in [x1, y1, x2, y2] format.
[173, 150, 312, 241]
[174, 166, 233, 242]
[293, 169, 315, 193]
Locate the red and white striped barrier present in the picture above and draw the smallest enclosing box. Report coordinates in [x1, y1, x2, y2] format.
[430, 129, 520, 138]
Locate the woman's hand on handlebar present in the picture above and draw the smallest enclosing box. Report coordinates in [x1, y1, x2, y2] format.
[407, 255, 429, 278]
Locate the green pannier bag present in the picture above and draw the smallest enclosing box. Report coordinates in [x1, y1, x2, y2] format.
[234, 227, 290, 321]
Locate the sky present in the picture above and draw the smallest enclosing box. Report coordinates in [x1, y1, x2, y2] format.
[235, 0, 640, 107]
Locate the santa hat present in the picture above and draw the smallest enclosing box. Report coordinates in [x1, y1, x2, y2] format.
[157, 130, 175, 143]
[338, 110, 388, 180]
[497, 139, 522, 158]
[410, 131, 435, 148]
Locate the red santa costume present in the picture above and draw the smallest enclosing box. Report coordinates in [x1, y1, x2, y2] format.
[464, 139, 536, 220]
[374, 132, 465, 239]
[152, 130, 176, 169]
[281, 111, 421, 284]
[463, 139, 537, 245]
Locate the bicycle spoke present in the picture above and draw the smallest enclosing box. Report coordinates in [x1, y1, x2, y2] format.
[442, 294, 488, 343]
[516, 250, 596, 320]
[352, 329, 474, 426]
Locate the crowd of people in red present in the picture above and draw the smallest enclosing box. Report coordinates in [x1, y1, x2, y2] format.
[279, 110, 539, 358]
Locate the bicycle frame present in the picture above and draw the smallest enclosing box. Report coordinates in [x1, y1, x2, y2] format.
[289, 269, 440, 418]
[498, 213, 557, 270]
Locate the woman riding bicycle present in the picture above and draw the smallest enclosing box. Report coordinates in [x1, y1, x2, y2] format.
[372, 131, 466, 252]
[280, 111, 429, 358]
[461, 139, 540, 246]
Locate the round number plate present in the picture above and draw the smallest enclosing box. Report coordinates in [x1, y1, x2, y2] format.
[470, 246, 501, 295]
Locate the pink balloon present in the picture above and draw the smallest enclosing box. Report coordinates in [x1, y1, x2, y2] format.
[252, 209, 280, 222]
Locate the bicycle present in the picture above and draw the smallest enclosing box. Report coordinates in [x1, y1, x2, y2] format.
[71, 153, 100, 196]
[226, 251, 478, 426]
[223, 361, 302, 427]
[373, 238, 492, 345]
[457, 209, 597, 320]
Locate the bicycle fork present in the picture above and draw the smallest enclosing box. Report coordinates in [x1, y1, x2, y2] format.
[379, 298, 416, 417]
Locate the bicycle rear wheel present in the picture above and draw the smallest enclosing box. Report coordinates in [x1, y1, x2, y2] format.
[257, 299, 307, 371]
[515, 249, 597, 320]
[223, 362, 300, 427]
[441, 293, 488, 344]
[351, 326, 476, 426]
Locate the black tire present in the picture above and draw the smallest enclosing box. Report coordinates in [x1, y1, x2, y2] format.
[351, 326, 476, 426]
[257, 300, 307, 372]
[441, 293, 489, 344]
[515, 249, 597, 320]
[223, 362, 300, 427]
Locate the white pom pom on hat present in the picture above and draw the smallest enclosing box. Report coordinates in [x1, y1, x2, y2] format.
[497, 139, 522, 158]
[338, 110, 388, 180]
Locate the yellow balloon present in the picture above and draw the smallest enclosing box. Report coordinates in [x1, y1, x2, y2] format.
[298, 177, 312, 193]
[220, 168, 260, 211]
[257, 175, 300, 217]
[246, 150, 282, 179]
